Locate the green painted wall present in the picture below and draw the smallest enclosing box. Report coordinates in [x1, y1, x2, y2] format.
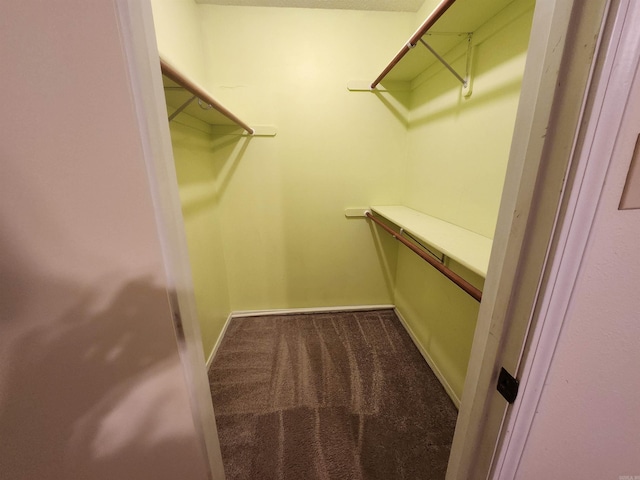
[151, 2, 414, 355]
[405, 2, 534, 237]
[198, 6, 413, 312]
[168, 116, 232, 358]
[395, 0, 535, 402]
[151, 0, 232, 357]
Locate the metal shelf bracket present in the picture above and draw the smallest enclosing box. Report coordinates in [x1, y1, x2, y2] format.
[168, 94, 196, 122]
[417, 33, 474, 97]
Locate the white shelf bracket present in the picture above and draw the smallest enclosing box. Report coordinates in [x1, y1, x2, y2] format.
[418, 33, 474, 97]
[462, 34, 474, 98]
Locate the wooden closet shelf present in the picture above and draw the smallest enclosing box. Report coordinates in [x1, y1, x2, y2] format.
[161, 57, 254, 134]
[370, 206, 492, 277]
[372, 0, 515, 87]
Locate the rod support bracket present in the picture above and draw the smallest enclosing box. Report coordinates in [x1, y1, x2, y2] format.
[462, 33, 474, 98]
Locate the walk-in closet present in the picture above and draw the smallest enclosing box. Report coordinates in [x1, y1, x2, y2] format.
[151, 0, 557, 477]
[152, 0, 532, 477]
[6, 0, 636, 478]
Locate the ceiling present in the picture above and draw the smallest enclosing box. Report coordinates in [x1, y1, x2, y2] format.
[194, 0, 426, 12]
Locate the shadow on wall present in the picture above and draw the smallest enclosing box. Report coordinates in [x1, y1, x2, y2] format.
[409, 76, 524, 129]
[0, 238, 207, 480]
[209, 133, 251, 201]
[170, 119, 251, 216]
[373, 87, 411, 128]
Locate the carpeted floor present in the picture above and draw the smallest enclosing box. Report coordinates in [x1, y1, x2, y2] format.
[208, 309, 457, 480]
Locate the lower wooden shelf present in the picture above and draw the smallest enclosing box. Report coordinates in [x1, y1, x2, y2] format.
[370, 205, 492, 277]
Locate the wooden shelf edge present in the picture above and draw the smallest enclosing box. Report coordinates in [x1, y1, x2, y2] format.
[370, 205, 492, 277]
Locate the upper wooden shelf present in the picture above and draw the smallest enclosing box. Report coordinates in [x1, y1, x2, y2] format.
[370, 205, 492, 277]
[161, 57, 254, 133]
[372, 0, 516, 87]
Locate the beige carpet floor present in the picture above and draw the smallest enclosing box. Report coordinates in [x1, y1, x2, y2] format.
[208, 309, 457, 480]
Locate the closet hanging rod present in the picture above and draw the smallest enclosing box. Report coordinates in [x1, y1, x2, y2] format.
[365, 210, 482, 302]
[370, 0, 457, 89]
[160, 58, 255, 135]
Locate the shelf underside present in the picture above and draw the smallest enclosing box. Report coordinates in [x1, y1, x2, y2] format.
[371, 206, 492, 277]
[380, 0, 516, 84]
[162, 75, 242, 127]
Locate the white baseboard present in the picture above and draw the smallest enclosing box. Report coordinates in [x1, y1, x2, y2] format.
[206, 311, 234, 370]
[393, 307, 461, 409]
[230, 304, 395, 318]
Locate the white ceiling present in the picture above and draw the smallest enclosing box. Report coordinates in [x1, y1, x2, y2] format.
[195, 0, 426, 12]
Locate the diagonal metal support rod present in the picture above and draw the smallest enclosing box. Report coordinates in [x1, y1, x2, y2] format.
[418, 38, 467, 86]
[168, 94, 196, 122]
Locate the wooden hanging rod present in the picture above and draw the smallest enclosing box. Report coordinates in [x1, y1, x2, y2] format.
[160, 58, 254, 134]
[370, 0, 457, 89]
[365, 210, 482, 302]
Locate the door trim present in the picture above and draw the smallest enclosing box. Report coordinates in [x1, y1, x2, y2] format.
[114, 1, 225, 478]
[492, 0, 640, 476]
[447, 0, 612, 478]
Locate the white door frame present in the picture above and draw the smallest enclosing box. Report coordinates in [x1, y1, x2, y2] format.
[114, 1, 225, 479]
[492, 0, 640, 476]
[448, 0, 612, 478]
